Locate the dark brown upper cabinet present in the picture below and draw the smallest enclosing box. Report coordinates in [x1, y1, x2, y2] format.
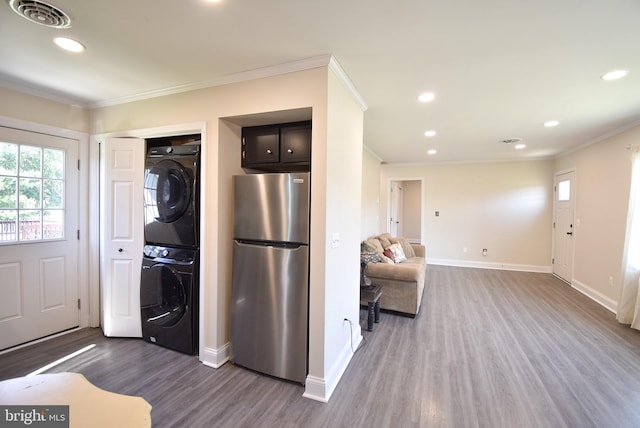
[242, 121, 311, 171]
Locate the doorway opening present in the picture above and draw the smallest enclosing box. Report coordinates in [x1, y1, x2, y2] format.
[388, 179, 422, 243]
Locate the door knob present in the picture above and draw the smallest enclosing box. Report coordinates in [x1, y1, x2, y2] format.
[566, 231, 573, 236]
[118, 248, 123, 253]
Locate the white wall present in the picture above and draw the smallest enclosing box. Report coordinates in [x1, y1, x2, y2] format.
[361, 148, 381, 239]
[554, 125, 640, 310]
[305, 66, 364, 401]
[379, 160, 555, 271]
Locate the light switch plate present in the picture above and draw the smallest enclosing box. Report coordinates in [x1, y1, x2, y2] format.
[331, 232, 340, 248]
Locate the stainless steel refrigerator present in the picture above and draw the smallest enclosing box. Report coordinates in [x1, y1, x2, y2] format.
[230, 172, 310, 384]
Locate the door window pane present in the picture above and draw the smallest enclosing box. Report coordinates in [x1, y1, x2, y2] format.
[558, 179, 570, 201]
[19, 145, 42, 178]
[19, 178, 41, 208]
[0, 142, 17, 175]
[0, 210, 17, 241]
[0, 177, 17, 209]
[0, 142, 65, 243]
[19, 210, 41, 240]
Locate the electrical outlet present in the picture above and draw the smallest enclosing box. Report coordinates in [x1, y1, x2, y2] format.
[482, 248, 488, 256]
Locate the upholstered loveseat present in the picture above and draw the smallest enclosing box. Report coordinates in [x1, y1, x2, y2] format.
[361, 233, 426, 317]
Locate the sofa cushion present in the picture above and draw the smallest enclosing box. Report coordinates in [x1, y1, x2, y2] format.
[364, 237, 394, 264]
[365, 258, 424, 282]
[377, 233, 393, 248]
[390, 236, 416, 258]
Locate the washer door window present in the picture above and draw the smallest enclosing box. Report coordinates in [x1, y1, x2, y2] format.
[141, 264, 187, 327]
[144, 159, 192, 223]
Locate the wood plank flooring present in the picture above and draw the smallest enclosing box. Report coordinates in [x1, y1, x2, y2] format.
[2, 265, 640, 427]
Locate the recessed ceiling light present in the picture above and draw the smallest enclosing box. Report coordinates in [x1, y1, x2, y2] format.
[424, 130, 437, 137]
[427, 149, 437, 155]
[601, 70, 628, 81]
[418, 92, 435, 103]
[54, 37, 85, 53]
[515, 144, 526, 150]
[544, 120, 559, 127]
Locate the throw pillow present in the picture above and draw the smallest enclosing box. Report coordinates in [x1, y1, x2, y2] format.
[378, 251, 394, 264]
[386, 243, 407, 263]
[360, 242, 381, 264]
[390, 236, 416, 258]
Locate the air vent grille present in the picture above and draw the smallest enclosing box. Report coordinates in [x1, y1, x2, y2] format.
[8, 0, 71, 29]
[500, 138, 522, 144]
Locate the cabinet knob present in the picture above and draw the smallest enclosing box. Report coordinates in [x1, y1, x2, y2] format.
[287, 149, 293, 154]
[266, 149, 273, 154]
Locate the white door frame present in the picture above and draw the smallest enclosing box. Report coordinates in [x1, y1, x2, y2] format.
[552, 168, 576, 283]
[386, 177, 424, 242]
[89, 122, 206, 336]
[0, 115, 91, 330]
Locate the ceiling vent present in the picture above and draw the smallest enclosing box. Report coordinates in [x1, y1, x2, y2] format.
[500, 138, 522, 144]
[8, 0, 71, 29]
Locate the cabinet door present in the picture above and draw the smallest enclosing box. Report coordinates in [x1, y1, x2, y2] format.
[280, 123, 311, 164]
[242, 126, 279, 166]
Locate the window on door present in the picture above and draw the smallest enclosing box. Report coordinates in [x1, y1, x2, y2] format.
[558, 179, 571, 201]
[0, 142, 65, 243]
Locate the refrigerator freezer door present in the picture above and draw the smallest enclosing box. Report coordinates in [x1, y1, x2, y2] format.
[230, 241, 309, 384]
[233, 173, 310, 244]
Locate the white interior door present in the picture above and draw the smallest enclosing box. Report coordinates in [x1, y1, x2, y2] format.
[553, 170, 575, 283]
[100, 138, 144, 337]
[390, 181, 403, 236]
[0, 127, 79, 350]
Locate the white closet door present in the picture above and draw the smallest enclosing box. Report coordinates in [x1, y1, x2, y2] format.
[100, 138, 144, 337]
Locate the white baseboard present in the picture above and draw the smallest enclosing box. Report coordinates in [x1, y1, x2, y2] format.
[303, 327, 362, 403]
[200, 342, 230, 369]
[428, 258, 552, 273]
[571, 279, 618, 314]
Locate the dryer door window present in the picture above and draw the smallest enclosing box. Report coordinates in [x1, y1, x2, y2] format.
[144, 159, 192, 223]
[141, 263, 187, 327]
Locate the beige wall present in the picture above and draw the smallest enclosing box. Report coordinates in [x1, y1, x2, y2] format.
[0, 87, 88, 133]
[402, 180, 421, 242]
[379, 160, 555, 270]
[554, 125, 640, 309]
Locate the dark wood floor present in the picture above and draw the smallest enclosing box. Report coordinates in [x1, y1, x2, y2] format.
[3, 265, 640, 427]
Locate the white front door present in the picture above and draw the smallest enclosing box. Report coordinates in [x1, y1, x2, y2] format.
[553, 170, 575, 283]
[100, 138, 145, 337]
[0, 127, 79, 350]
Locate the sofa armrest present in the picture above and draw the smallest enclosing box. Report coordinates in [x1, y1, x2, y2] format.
[411, 244, 426, 258]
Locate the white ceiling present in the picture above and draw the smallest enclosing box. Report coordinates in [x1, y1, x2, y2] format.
[1, 0, 639, 164]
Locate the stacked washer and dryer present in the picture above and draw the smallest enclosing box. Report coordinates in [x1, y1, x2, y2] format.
[140, 141, 200, 355]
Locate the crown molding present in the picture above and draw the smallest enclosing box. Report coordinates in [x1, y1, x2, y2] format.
[89, 54, 338, 109]
[328, 56, 368, 112]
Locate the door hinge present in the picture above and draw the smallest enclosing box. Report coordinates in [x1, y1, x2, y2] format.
[77, 229, 80, 240]
[552, 258, 555, 265]
[77, 299, 81, 310]
[553, 222, 555, 229]
[77, 159, 80, 170]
